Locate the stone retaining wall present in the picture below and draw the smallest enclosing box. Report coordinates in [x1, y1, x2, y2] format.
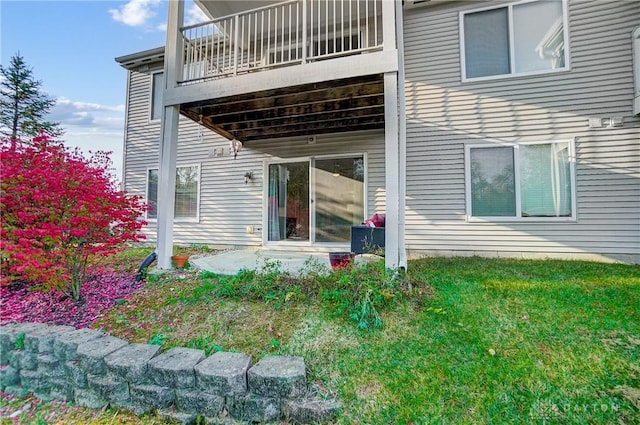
[0, 322, 340, 424]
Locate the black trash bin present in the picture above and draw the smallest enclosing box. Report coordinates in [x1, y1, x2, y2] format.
[350, 225, 385, 255]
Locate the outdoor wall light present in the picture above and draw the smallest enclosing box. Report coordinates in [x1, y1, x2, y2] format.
[231, 139, 243, 159]
[244, 171, 253, 184]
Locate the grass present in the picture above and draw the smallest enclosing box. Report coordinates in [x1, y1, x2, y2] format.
[325, 258, 640, 424]
[2, 254, 639, 424]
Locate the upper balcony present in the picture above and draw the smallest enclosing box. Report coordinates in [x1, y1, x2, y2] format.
[181, 0, 384, 85]
[160, 0, 398, 142]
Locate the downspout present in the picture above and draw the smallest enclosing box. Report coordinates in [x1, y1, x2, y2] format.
[120, 69, 132, 190]
[396, 0, 408, 270]
[135, 252, 157, 281]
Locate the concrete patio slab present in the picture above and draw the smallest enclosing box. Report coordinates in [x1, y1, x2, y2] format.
[189, 249, 381, 276]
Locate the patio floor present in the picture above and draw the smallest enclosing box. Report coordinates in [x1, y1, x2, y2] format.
[189, 249, 381, 275]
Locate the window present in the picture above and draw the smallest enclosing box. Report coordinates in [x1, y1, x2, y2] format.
[469, 147, 516, 217]
[147, 165, 200, 221]
[466, 141, 575, 220]
[461, 0, 568, 80]
[150, 72, 164, 121]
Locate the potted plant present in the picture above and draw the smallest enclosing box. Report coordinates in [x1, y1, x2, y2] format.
[171, 247, 189, 269]
[171, 254, 189, 268]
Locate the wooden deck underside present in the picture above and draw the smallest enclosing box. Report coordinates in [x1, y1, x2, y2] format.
[180, 73, 385, 142]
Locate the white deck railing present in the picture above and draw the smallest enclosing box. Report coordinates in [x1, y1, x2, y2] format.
[180, 0, 383, 84]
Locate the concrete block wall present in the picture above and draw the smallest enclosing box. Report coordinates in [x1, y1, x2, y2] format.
[0, 322, 341, 424]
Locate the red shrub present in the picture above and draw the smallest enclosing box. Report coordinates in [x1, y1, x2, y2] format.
[1, 134, 146, 300]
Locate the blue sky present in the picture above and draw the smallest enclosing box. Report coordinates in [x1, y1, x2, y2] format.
[1, 0, 207, 178]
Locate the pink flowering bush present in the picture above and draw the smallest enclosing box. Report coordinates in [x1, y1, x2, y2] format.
[0, 266, 143, 328]
[0, 134, 146, 300]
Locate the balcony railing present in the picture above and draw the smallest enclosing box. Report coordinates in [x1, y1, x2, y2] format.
[180, 0, 383, 85]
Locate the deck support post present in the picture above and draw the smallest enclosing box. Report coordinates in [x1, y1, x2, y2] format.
[384, 72, 400, 271]
[395, 0, 407, 270]
[382, 0, 405, 270]
[157, 107, 179, 270]
[157, 0, 184, 269]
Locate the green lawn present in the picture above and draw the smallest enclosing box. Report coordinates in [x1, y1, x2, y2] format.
[327, 258, 640, 424]
[2, 255, 639, 424]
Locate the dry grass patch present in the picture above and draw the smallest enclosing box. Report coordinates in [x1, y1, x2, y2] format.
[95, 270, 312, 359]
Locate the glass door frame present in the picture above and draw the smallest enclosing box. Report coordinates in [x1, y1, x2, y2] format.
[262, 153, 368, 247]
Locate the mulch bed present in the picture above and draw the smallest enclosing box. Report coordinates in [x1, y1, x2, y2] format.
[0, 267, 143, 328]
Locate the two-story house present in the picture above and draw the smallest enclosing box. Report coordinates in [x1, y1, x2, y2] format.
[116, 0, 640, 270]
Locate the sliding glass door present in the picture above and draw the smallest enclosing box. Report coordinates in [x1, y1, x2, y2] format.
[313, 157, 365, 242]
[267, 155, 364, 244]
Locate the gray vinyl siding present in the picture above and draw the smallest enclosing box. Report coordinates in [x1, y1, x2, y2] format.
[403, 0, 640, 262]
[123, 68, 385, 247]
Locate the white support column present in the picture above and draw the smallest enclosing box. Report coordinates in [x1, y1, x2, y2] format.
[395, 0, 407, 270]
[382, 0, 403, 270]
[157, 107, 179, 269]
[156, 0, 185, 269]
[384, 72, 400, 270]
[382, 0, 396, 51]
[165, 1, 185, 87]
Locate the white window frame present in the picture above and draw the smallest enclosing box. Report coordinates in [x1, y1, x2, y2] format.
[145, 163, 201, 223]
[459, 0, 570, 82]
[464, 139, 576, 222]
[149, 71, 164, 122]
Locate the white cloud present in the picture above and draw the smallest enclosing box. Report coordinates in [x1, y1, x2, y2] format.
[50, 97, 125, 130]
[109, 0, 162, 27]
[63, 126, 125, 181]
[185, 4, 209, 26]
[48, 98, 127, 181]
[109, 1, 206, 32]
[152, 3, 206, 31]
[56, 97, 125, 113]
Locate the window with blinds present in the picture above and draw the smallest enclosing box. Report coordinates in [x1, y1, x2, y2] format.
[466, 140, 575, 220]
[460, 0, 569, 81]
[147, 165, 200, 221]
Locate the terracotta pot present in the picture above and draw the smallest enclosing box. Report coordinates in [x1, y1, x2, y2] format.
[329, 252, 355, 268]
[171, 255, 189, 268]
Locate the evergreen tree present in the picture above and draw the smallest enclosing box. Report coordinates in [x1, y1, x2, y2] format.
[0, 53, 62, 141]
